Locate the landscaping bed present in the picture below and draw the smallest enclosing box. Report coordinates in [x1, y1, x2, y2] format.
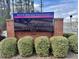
[0, 34, 78, 59]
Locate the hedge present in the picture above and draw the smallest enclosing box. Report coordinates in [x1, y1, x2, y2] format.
[0, 37, 17, 58]
[0, 35, 77, 58]
[68, 35, 78, 53]
[34, 36, 50, 57]
[18, 36, 33, 57]
[63, 33, 75, 38]
[0, 42, 2, 56]
[50, 36, 69, 58]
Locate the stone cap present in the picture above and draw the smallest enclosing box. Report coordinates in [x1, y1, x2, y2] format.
[6, 19, 14, 22]
[54, 18, 63, 20]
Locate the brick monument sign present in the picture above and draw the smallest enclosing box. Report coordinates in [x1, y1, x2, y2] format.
[6, 12, 63, 39]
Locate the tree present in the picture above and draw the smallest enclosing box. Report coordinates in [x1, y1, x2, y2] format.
[6, 0, 11, 19]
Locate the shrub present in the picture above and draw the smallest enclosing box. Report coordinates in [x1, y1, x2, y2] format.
[50, 36, 69, 58]
[68, 35, 78, 54]
[18, 36, 33, 57]
[34, 36, 50, 57]
[0, 37, 17, 58]
[0, 42, 2, 56]
[63, 33, 75, 38]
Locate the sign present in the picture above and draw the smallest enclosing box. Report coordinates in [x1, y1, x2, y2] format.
[14, 12, 54, 32]
[14, 23, 54, 32]
[13, 12, 54, 18]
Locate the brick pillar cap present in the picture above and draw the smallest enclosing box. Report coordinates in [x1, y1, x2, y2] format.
[6, 19, 13, 22]
[54, 18, 63, 20]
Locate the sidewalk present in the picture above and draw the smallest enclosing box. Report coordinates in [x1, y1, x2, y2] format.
[0, 52, 78, 59]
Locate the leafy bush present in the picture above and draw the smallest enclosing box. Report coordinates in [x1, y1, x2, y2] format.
[63, 33, 75, 38]
[0, 37, 17, 58]
[34, 36, 50, 57]
[0, 17, 4, 25]
[18, 36, 33, 57]
[68, 35, 78, 53]
[0, 42, 2, 56]
[50, 36, 69, 58]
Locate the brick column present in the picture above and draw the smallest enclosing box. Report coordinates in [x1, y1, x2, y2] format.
[54, 18, 63, 36]
[6, 19, 15, 37]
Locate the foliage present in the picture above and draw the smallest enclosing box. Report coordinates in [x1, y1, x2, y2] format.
[50, 36, 69, 58]
[68, 35, 78, 53]
[18, 36, 33, 57]
[63, 33, 75, 38]
[0, 37, 17, 58]
[34, 36, 50, 57]
[0, 17, 4, 25]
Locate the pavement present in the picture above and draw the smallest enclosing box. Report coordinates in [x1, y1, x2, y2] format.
[0, 52, 78, 59]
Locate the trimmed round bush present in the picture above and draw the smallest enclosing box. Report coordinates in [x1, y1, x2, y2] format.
[18, 36, 33, 57]
[0, 37, 17, 58]
[50, 36, 69, 58]
[63, 33, 75, 38]
[34, 36, 50, 57]
[0, 42, 2, 56]
[68, 35, 78, 53]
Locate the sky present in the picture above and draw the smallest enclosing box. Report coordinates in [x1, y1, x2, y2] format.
[34, 0, 78, 22]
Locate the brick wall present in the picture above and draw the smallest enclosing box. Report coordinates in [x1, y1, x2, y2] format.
[54, 18, 63, 36]
[15, 32, 53, 39]
[6, 19, 15, 37]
